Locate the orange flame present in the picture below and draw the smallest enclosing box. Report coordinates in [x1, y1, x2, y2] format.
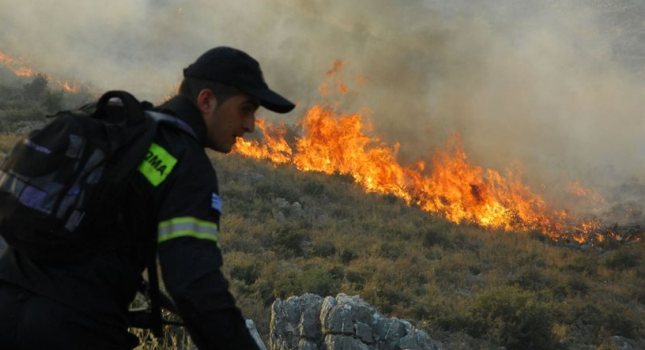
[0, 50, 80, 93]
[319, 59, 350, 96]
[14, 67, 35, 77]
[0, 51, 34, 77]
[59, 80, 80, 94]
[567, 180, 604, 203]
[235, 119, 293, 165]
[233, 62, 626, 243]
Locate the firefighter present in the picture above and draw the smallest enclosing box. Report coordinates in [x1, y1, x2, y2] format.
[0, 46, 295, 349]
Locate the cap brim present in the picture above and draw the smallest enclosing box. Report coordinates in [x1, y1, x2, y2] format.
[245, 86, 295, 114]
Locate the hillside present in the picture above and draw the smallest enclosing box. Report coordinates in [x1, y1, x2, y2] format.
[209, 152, 644, 349]
[0, 77, 642, 350]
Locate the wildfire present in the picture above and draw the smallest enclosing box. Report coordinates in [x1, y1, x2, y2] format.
[236, 119, 293, 165]
[0, 50, 80, 93]
[567, 180, 605, 203]
[235, 109, 562, 238]
[234, 62, 636, 244]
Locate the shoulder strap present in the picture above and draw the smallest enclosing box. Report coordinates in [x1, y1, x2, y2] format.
[145, 110, 198, 140]
[148, 241, 163, 337]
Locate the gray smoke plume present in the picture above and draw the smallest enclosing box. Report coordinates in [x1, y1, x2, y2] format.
[1, 0, 643, 219]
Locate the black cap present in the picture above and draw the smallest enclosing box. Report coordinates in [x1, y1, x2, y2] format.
[183, 47, 295, 113]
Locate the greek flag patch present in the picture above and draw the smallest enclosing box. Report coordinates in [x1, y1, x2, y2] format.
[211, 193, 222, 214]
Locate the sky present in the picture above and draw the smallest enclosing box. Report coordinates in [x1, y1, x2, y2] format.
[1, 0, 644, 212]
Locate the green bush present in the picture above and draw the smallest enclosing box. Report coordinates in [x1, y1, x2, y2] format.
[568, 301, 640, 342]
[510, 266, 553, 291]
[340, 249, 356, 263]
[421, 229, 451, 248]
[296, 266, 340, 296]
[469, 286, 556, 350]
[378, 242, 404, 260]
[254, 178, 301, 202]
[0, 106, 45, 126]
[311, 240, 336, 257]
[553, 275, 589, 299]
[566, 254, 598, 275]
[604, 250, 639, 270]
[229, 262, 261, 285]
[23, 74, 49, 101]
[270, 270, 301, 299]
[345, 269, 367, 288]
[263, 265, 340, 299]
[302, 179, 327, 196]
[271, 226, 307, 258]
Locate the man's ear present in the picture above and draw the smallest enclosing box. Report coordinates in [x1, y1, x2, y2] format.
[196, 89, 218, 114]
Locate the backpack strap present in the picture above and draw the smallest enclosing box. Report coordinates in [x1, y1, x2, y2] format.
[148, 239, 164, 337]
[145, 110, 198, 140]
[96, 91, 146, 125]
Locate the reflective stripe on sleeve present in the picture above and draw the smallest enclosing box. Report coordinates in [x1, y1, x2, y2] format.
[158, 216, 219, 244]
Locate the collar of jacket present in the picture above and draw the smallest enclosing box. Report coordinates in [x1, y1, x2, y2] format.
[157, 95, 208, 147]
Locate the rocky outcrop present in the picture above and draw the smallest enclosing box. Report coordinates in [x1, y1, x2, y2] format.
[270, 293, 442, 350]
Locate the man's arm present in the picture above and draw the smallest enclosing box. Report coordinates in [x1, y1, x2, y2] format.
[159, 236, 259, 349]
[139, 132, 259, 349]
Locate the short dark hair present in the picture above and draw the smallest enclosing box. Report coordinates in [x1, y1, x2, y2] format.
[178, 77, 241, 106]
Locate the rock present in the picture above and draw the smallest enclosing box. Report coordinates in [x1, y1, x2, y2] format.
[241, 171, 265, 182]
[324, 334, 371, 350]
[290, 203, 304, 218]
[374, 317, 408, 347]
[398, 329, 442, 350]
[270, 293, 443, 350]
[299, 296, 324, 340]
[319, 296, 337, 324]
[298, 339, 319, 350]
[322, 296, 356, 335]
[273, 210, 287, 222]
[275, 197, 290, 209]
[354, 322, 374, 344]
[315, 214, 330, 227]
[272, 198, 304, 220]
[271, 294, 324, 350]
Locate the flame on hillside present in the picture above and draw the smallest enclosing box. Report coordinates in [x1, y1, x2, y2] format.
[0, 50, 80, 93]
[234, 62, 641, 244]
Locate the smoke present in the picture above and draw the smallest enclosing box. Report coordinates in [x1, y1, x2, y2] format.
[1, 0, 644, 215]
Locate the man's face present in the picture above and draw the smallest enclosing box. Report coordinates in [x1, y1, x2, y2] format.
[202, 92, 259, 153]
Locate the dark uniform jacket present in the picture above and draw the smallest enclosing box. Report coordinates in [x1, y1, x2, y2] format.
[0, 95, 259, 349]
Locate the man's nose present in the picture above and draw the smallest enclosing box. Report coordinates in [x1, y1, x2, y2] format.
[242, 114, 255, 133]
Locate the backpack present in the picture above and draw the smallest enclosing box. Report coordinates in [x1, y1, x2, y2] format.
[0, 90, 197, 337]
[0, 90, 158, 262]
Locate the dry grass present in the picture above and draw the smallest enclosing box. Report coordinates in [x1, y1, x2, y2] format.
[210, 153, 644, 349]
[1, 91, 641, 347]
[0, 133, 22, 154]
